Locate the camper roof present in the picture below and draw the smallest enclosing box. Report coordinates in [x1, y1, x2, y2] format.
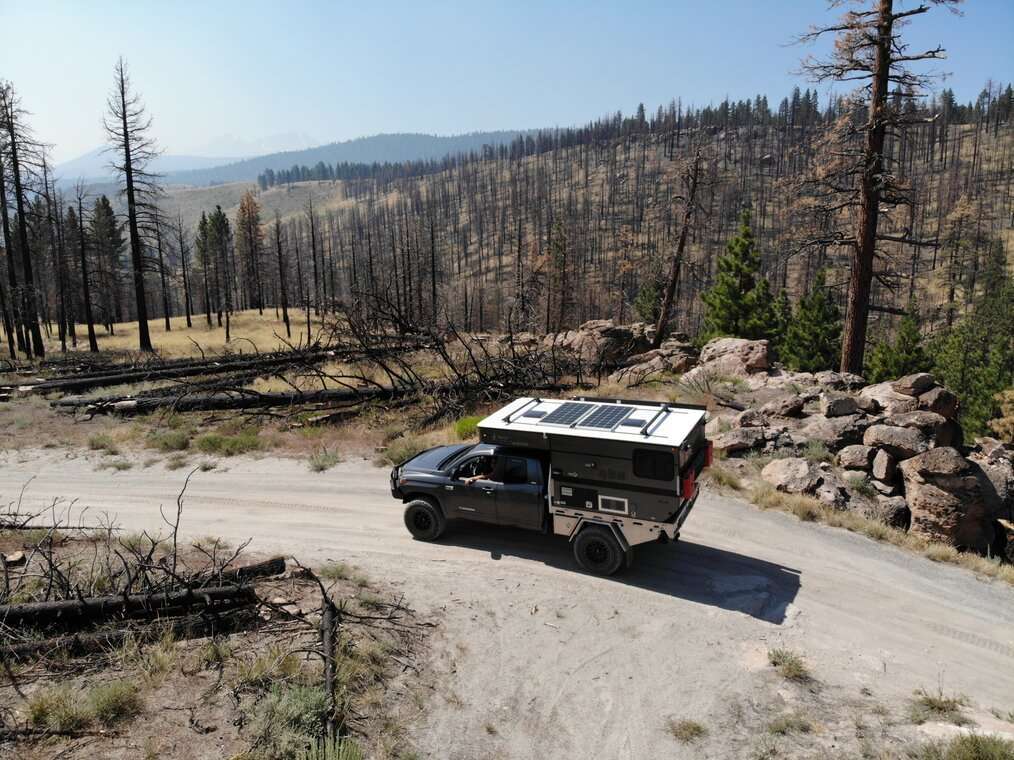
[478, 397, 707, 448]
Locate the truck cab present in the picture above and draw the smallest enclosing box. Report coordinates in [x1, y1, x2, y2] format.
[390, 397, 711, 575]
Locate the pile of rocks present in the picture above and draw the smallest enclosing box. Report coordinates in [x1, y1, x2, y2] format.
[542, 319, 655, 367]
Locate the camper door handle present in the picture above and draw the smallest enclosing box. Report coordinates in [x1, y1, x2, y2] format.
[482, 487, 495, 494]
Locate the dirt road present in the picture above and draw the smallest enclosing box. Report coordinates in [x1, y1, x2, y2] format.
[2, 448, 1012, 758]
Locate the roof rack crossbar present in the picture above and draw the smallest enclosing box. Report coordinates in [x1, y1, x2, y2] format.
[640, 405, 670, 437]
[504, 398, 539, 424]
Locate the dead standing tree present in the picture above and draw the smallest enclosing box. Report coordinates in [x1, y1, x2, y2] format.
[798, 0, 959, 373]
[104, 57, 161, 352]
[652, 147, 705, 349]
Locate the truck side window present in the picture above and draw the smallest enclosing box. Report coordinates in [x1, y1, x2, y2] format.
[633, 449, 675, 481]
[503, 457, 528, 485]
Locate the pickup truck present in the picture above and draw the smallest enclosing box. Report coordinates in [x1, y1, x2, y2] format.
[390, 397, 711, 575]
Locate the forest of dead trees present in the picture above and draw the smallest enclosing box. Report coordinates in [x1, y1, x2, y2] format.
[0, 3, 1012, 385]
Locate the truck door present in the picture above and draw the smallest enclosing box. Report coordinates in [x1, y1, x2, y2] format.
[494, 456, 545, 530]
[445, 455, 498, 523]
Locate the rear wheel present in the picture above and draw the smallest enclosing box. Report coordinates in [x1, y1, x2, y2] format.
[573, 526, 624, 576]
[403, 499, 446, 541]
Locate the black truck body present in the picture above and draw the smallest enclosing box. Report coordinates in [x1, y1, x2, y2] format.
[390, 397, 711, 575]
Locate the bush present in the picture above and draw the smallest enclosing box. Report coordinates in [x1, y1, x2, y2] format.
[88, 433, 119, 454]
[88, 681, 143, 726]
[149, 429, 191, 452]
[454, 416, 483, 440]
[28, 686, 92, 732]
[767, 712, 812, 735]
[248, 684, 331, 759]
[308, 447, 342, 472]
[237, 644, 303, 690]
[296, 738, 364, 760]
[377, 436, 427, 466]
[196, 429, 262, 456]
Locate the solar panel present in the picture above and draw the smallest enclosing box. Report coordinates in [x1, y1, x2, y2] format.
[618, 417, 647, 428]
[539, 401, 594, 426]
[522, 410, 547, 418]
[579, 404, 634, 430]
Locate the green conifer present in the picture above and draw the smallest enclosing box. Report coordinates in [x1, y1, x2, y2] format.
[701, 210, 775, 341]
[866, 305, 931, 383]
[780, 270, 842, 372]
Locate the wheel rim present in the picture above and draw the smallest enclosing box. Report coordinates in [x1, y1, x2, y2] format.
[585, 539, 609, 566]
[412, 509, 433, 532]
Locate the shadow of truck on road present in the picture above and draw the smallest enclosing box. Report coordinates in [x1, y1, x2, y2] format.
[431, 523, 801, 625]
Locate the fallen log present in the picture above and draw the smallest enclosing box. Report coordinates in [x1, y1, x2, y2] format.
[198, 556, 287, 585]
[72, 385, 417, 416]
[1, 607, 257, 661]
[0, 585, 256, 630]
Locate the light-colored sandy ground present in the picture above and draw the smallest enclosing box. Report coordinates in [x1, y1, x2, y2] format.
[1, 448, 1012, 758]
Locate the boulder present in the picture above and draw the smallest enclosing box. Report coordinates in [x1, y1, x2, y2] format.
[814, 467, 850, 509]
[859, 381, 919, 415]
[607, 349, 696, 386]
[761, 457, 822, 494]
[855, 394, 882, 414]
[863, 424, 928, 460]
[918, 386, 959, 420]
[899, 447, 1000, 550]
[698, 337, 769, 375]
[869, 496, 911, 529]
[799, 413, 870, 451]
[870, 478, 898, 496]
[544, 319, 652, 365]
[968, 438, 1014, 519]
[872, 449, 896, 482]
[838, 444, 874, 470]
[814, 370, 867, 390]
[733, 409, 767, 428]
[820, 394, 860, 418]
[713, 426, 767, 455]
[892, 372, 936, 397]
[760, 395, 806, 418]
[996, 519, 1014, 564]
[885, 410, 961, 448]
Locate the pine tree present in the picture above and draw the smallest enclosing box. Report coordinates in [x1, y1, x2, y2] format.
[700, 210, 775, 341]
[866, 306, 931, 383]
[771, 289, 792, 356]
[932, 242, 1013, 436]
[780, 270, 842, 372]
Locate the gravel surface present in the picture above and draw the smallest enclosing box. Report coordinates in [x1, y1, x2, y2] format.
[2, 448, 1013, 758]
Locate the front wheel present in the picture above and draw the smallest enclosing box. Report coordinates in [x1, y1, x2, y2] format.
[403, 500, 446, 541]
[573, 526, 624, 576]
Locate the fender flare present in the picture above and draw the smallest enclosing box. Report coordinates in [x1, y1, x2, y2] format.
[402, 493, 445, 518]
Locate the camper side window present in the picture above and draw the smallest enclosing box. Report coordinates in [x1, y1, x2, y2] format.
[632, 449, 675, 481]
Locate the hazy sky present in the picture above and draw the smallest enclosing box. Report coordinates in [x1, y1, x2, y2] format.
[3, 0, 1011, 164]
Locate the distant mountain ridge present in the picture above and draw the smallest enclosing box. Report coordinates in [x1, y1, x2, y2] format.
[166, 130, 534, 186]
[56, 148, 241, 183]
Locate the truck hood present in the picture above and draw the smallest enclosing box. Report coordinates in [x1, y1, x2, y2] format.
[400, 444, 473, 473]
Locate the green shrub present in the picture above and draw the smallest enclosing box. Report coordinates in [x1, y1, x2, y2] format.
[88, 680, 143, 726]
[454, 416, 483, 440]
[149, 429, 191, 452]
[802, 440, 832, 463]
[196, 429, 262, 456]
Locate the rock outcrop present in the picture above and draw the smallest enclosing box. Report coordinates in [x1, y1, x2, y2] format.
[899, 447, 1000, 550]
[544, 320, 652, 365]
[697, 337, 769, 375]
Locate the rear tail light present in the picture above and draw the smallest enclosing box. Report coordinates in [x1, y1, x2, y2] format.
[704, 441, 713, 468]
[681, 470, 696, 499]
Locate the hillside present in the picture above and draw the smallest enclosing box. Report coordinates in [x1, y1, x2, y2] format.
[164, 130, 534, 187]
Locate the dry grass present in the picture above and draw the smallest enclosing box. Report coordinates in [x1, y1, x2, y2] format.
[705, 464, 742, 491]
[767, 648, 812, 682]
[909, 688, 973, 727]
[905, 734, 1014, 760]
[307, 446, 342, 472]
[749, 483, 1014, 587]
[767, 711, 813, 735]
[666, 718, 708, 743]
[39, 308, 314, 358]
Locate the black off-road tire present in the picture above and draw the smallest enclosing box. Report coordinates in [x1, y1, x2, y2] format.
[403, 499, 446, 541]
[573, 526, 624, 576]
